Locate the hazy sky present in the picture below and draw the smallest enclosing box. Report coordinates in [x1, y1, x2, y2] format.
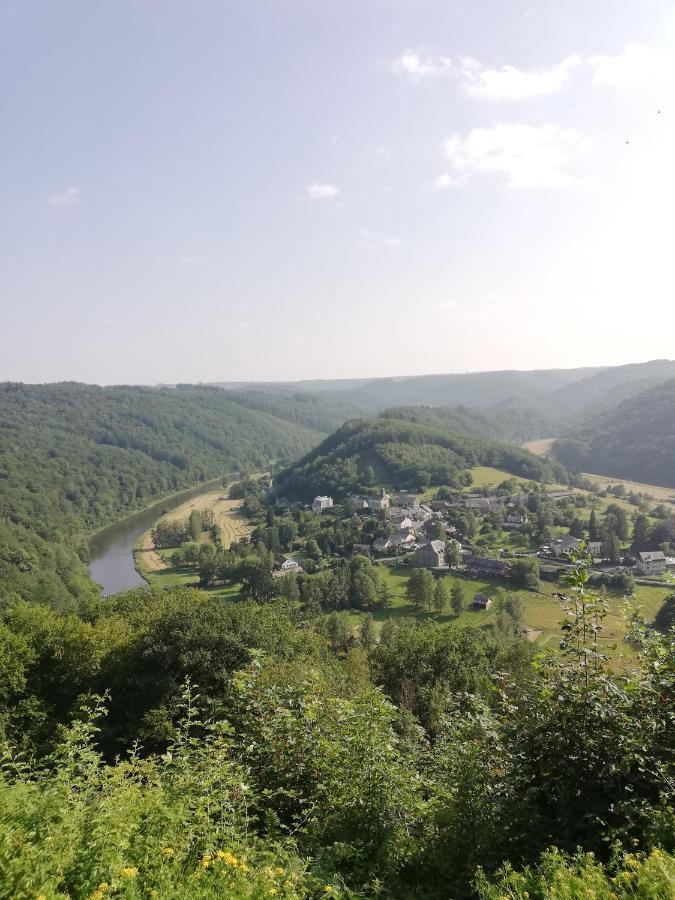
[2, 0, 675, 384]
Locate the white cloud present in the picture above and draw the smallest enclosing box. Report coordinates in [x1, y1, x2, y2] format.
[307, 183, 339, 199]
[48, 186, 80, 207]
[590, 43, 675, 89]
[391, 50, 454, 78]
[460, 54, 581, 99]
[357, 229, 400, 249]
[374, 145, 393, 162]
[432, 172, 465, 191]
[237, 320, 250, 331]
[443, 123, 590, 188]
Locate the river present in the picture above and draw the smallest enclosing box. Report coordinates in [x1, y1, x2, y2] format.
[88, 478, 225, 596]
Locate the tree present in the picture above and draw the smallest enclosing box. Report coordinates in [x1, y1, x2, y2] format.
[445, 539, 462, 568]
[603, 504, 629, 542]
[406, 568, 434, 610]
[434, 578, 450, 614]
[631, 514, 651, 553]
[189, 509, 202, 541]
[589, 508, 600, 541]
[450, 582, 465, 618]
[510, 558, 540, 590]
[654, 593, 675, 633]
[360, 614, 376, 650]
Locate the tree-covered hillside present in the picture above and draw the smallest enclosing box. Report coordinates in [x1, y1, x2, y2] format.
[276, 412, 567, 500]
[0, 382, 320, 606]
[553, 378, 675, 487]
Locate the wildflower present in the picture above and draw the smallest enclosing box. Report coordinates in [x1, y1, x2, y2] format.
[163, 847, 175, 857]
[240, 863, 250, 874]
[201, 853, 212, 869]
[275, 867, 284, 875]
[98, 885, 109, 893]
[120, 867, 138, 878]
[324, 887, 334, 895]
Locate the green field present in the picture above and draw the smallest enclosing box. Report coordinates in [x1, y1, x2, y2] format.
[344, 563, 672, 665]
[135, 546, 242, 600]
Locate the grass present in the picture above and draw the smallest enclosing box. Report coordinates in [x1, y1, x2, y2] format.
[582, 472, 675, 504]
[345, 563, 673, 665]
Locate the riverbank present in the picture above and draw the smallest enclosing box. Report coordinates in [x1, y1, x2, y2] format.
[134, 490, 253, 585]
[88, 475, 229, 595]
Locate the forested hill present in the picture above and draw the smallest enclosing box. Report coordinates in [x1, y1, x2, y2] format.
[275, 411, 567, 500]
[553, 378, 675, 488]
[0, 382, 320, 607]
[216, 358, 675, 441]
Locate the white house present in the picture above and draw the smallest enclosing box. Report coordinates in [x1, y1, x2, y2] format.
[312, 495, 334, 513]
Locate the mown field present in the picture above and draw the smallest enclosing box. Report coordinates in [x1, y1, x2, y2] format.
[134, 489, 252, 596]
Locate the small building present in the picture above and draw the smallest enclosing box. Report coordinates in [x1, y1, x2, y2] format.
[312, 495, 334, 513]
[549, 534, 584, 558]
[504, 513, 528, 529]
[635, 550, 667, 576]
[373, 536, 393, 553]
[471, 593, 493, 610]
[464, 555, 511, 579]
[273, 556, 304, 577]
[352, 543, 372, 557]
[414, 540, 446, 568]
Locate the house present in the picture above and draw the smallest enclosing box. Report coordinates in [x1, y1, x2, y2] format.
[464, 555, 511, 579]
[365, 490, 390, 510]
[456, 496, 504, 513]
[471, 593, 493, 610]
[549, 534, 584, 558]
[312, 495, 334, 513]
[394, 493, 419, 509]
[352, 543, 372, 557]
[504, 513, 529, 529]
[273, 555, 304, 577]
[394, 516, 413, 531]
[414, 540, 445, 568]
[373, 536, 393, 553]
[587, 541, 605, 561]
[635, 550, 667, 576]
[390, 531, 416, 549]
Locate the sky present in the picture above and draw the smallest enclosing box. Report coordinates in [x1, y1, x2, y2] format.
[2, 0, 675, 385]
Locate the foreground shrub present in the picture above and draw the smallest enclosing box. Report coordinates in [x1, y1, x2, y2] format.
[476, 846, 675, 899]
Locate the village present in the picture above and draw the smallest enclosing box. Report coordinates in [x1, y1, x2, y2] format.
[287, 482, 675, 611]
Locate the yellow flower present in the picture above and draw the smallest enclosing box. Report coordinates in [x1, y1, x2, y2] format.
[275, 867, 284, 875]
[163, 847, 175, 857]
[201, 854, 212, 870]
[240, 863, 250, 874]
[324, 887, 334, 895]
[120, 867, 138, 878]
[88, 893, 104, 900]
[98, 885, 109, 893]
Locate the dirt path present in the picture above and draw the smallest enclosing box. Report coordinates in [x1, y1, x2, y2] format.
[137, 530, 168, 572]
